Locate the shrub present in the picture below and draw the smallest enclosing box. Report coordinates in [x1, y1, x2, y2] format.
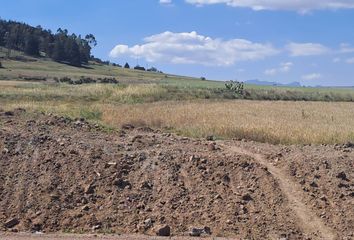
[225, 80, 244, 95]
[134, 65, 146, 71]
[147, 67, 158, 72]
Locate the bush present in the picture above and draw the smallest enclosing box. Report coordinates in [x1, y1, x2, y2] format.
[99, 77, 119, 84]
[147, 67, 158, 72]
[0, 61, 2, 68]
[225, 80, 244, 95]
[200, 77, 206, 81]
[134, 65, 146, 71]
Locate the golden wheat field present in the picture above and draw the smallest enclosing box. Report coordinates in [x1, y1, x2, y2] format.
[2, 95, 354, 144]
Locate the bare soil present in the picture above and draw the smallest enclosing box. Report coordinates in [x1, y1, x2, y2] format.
[0, 109, 353, 239]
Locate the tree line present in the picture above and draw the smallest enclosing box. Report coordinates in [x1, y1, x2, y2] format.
[0, 19, 96, 66]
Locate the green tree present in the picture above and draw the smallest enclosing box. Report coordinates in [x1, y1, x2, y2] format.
[52, 38, 64, 62]
[124, 62, 130, 69]
[64, 38, 81, 66]
[24, 34, 39, 56]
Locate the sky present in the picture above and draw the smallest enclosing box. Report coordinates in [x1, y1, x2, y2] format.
[1, 0, 354, 86]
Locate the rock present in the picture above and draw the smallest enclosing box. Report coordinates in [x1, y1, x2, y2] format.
[155, 225, 171, 236]
[81, 205, 90, 211]
[343, 142, 354, 148]
[141, 181, 153, 190]
[121, 124, 135, 130]
[2, 148, 9, 154]
[144, 218, 153, 229]
[310, 181, 318, 188]
[92, 224, 101, 231]
[223, 174, 231, 184]
[113, 179, 131, 189]
[336, 172, 349, 181]
[319, 195, 327, 201]
[4, 111, 14, 116]
[84, 183, 95, 194]
[189, 226, 211, 237]
[208, 143, 216, 151]
[242, 193, 253, 202]
[189, 228, 203, 237]
[4, 218, 19, 228]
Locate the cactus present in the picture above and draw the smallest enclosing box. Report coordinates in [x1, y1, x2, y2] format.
[225, 80, 244, 95]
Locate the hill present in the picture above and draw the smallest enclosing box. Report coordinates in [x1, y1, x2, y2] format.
[0, 47, 201, 84]
[245, 79, 302, 87]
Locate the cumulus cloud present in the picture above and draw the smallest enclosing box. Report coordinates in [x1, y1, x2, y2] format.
[286, 42, 330, 57]
[264, 62, 293, 75]
[184, 0, 354, 12]
[302, 73, 322, 80]
[110, 31, 279, 66]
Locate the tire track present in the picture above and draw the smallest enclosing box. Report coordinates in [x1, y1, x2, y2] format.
[226, 145, 337, 240]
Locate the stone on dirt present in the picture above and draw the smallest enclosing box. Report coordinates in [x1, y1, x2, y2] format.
[336, 171, 349, 181]
[155, 225, 171, 236]
[189, 226, 211, 237]
[4, 218, 19, 228]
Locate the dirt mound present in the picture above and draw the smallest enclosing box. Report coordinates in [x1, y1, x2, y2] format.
[0, 109, 353, 239]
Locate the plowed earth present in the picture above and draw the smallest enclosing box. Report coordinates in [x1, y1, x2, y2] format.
[0, 109, 353, 239]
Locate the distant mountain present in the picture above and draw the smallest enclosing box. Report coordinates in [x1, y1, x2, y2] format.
[245, 79, 302, 87]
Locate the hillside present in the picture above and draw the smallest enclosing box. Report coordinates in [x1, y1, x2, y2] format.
[0, 48, 202, 84]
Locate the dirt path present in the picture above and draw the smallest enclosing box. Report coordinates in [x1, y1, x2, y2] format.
[225, 145, 337, 240]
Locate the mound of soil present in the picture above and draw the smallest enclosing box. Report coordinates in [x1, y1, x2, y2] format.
[0, 109, 353, 239]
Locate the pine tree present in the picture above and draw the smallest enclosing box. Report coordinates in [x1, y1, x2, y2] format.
[124, 62, 130, 69]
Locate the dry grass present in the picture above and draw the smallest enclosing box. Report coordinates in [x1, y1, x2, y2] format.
[2, 80, 354, 144]
[98, 100, 354, 144]
[3, 98, 354, 144]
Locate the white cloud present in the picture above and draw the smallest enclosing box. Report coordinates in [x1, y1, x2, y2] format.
[185, 0, 354, 12]
[346, 57, 354, 64]
[286, 42, 330, 57]
[302, 73, 322, 80]
[160, 0, 172, 4]
[340, 43, 354, 53]
[264, 62, 293, 75]
[110, 31, 279, 66]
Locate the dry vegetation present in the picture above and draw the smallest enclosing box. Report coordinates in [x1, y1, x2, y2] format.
[1, 80, 354, 144]
[99, 100, 354, 144]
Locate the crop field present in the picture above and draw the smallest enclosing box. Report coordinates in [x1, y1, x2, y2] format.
[1, 78, 354, 144]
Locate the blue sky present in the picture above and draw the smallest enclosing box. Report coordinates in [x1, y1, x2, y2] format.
[1, 0, 354, 86]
